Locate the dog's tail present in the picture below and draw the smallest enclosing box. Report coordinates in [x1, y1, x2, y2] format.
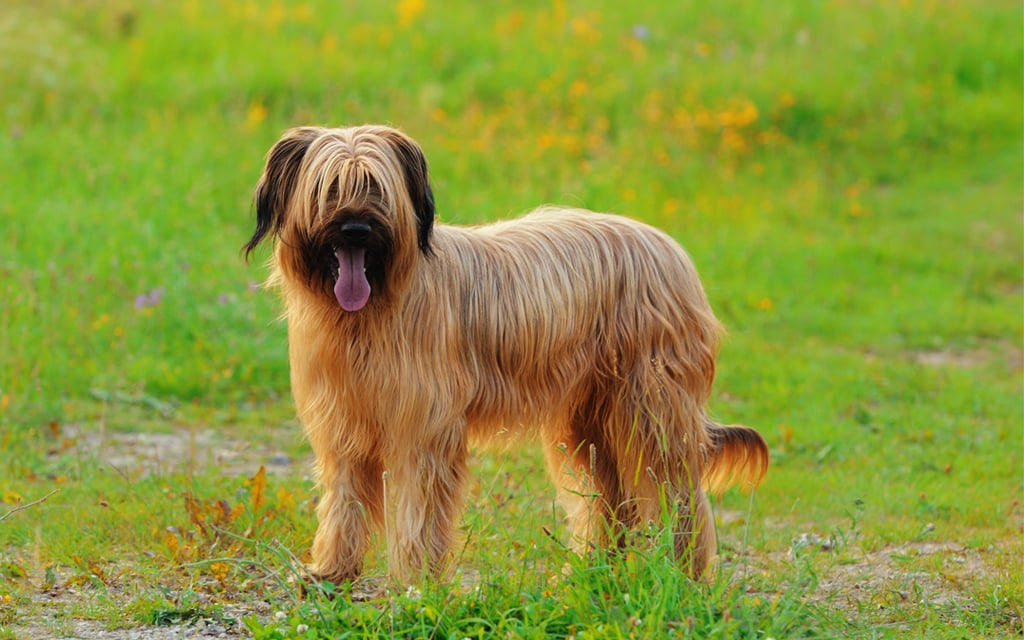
[702, 420, 770, 495]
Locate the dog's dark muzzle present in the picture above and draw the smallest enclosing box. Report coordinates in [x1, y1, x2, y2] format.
[340, 222, 372, 244]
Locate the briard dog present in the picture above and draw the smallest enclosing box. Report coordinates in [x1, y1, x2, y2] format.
[244, 124, 768, 585]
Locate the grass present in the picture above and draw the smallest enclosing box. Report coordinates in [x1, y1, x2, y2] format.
[1, 0, 1021, 637]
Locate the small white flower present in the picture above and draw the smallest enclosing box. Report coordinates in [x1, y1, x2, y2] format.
[296, 624, 309, 633]
[274, 611, 287, 620]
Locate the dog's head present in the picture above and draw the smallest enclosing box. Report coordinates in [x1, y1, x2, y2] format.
[244, 125, 435, 311]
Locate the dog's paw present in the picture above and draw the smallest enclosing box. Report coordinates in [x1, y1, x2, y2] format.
[288, 567, 345, 599]
[294, 568, 389, 601]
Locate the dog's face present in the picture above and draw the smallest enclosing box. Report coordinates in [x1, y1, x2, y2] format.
[244, 126, 435, 311]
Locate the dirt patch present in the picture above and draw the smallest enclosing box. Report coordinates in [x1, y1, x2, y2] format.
[14, 587, 264, 639]
[810, 541, 984, 606]
[911, 344, 1023, 372]
[70, 426, 304, 478]
[741, 533, 1022, 633]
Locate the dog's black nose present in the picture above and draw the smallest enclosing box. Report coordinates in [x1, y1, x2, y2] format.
[340, 222, 372, 243]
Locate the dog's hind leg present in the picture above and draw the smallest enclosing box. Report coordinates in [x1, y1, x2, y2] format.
[684, 486, 718, 580]
[624, 409, 718, 579]
[542, 434, 602, 553]
[387, 427, 469, 583]
[543, 409, 632, 554]
[309, 454, 384, 585]
[569, 365, 718, 578]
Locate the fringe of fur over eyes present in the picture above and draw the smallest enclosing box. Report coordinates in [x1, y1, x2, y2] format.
[244, 124, 769, 584]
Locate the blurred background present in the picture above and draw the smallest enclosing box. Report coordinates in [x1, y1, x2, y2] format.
[1, 1, 1019, 429]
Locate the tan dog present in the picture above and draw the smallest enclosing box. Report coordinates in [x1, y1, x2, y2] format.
[244, 125, 768, 584]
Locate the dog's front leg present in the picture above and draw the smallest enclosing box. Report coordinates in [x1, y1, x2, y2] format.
[388, 428, 468, 583]
[308, 454, 384, 585]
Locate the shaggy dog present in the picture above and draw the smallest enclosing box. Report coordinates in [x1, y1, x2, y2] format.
[244, 124, 768, 584]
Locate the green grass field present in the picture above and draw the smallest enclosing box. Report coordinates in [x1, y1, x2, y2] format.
[1, 1, 1021, 638]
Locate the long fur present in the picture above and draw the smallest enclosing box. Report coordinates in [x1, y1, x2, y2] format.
[245, 125, 769, 584]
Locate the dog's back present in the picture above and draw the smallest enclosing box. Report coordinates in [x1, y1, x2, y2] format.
[425, 207, 722, 437]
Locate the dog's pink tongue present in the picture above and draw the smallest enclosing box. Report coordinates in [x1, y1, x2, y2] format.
[334, 247, 371, 312]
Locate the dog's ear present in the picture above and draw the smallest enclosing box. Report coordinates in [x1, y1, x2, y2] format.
[382, 129, 436, 256]
[243, 127, 323, 260]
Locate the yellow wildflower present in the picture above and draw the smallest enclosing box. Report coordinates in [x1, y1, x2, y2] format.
[396, 0, 425, 28]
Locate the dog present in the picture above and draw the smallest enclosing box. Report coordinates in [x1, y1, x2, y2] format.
[243, 124, 768, 585]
